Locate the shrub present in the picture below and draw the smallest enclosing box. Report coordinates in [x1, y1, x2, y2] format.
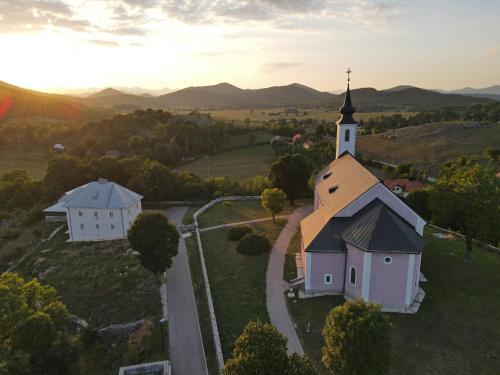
[237, 233, 271, 255]
[222, 200, 233, 207]
[227, 226, 253, 241]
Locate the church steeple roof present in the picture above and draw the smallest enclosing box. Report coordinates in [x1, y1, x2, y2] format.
[338, 68, 356, 124]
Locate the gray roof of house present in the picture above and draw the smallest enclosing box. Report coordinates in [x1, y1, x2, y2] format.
[59, 179, 142, 209]
[306, 199, 425, 254]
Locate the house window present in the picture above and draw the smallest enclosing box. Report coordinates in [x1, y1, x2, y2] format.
[128, 209, 130, 214]
[349, 266, 357, 285]
[94, 212, 98, 218]
[110, 212, 114, 218]
[93, 195, 97, 200]
[345, 129, 350, 142]
[80, 224, 84, 229]
[78, 211, 82, 217]
[384, 256, 392, 265]
[96, 224, 99, 229]
[324, 274, 333, 285]
[111, 224, 115, 230]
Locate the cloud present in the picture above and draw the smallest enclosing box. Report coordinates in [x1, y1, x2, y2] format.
[261, 61, 302, 73]
[88, 39, 120, 47]
[161, 0, 400, 29]
[0, 0, 90, 33]
[485, 46, 500, 56]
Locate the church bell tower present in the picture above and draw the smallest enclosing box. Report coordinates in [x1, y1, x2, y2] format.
[336, 68, 357, 159]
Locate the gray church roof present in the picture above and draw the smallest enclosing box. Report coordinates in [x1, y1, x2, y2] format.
[306, 199, 425, 254]
[60, 179, 142, 209]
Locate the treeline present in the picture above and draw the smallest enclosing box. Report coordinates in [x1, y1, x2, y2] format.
[0, 109, 258, 167]
[359, 102, 500, 134]
[0, 154, 274, 212]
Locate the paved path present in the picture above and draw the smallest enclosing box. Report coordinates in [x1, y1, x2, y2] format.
[165, 207, 208, 375]
[266, 205, 313, 355]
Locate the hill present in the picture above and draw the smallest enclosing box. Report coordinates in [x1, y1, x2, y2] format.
[325, 87, 492, 111]
[435, 85, 500, 101]
[0, 81, 107, 122]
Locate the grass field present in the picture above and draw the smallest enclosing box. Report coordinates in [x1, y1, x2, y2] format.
[176, 144, 275, 180]
[175, 109, 416, 125]
[200, 220, 285, 358]
[196, 199, 294, 228]
[358, 122, 500, 173]
[288, 228, 500, 375]
[0, 148, 47, 178]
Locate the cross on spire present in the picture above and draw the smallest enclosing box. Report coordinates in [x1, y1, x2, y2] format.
[346, 68, 352, 84]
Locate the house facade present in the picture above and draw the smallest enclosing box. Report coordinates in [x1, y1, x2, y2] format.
[383, 179, 425, 198]
[298, 78, 426, 313]
[44, 178, 143, 242]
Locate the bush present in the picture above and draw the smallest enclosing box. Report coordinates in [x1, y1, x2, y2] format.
[237, 233, 271, 255]
[222, 200, 233, 207]
[227, 226, 253, 241]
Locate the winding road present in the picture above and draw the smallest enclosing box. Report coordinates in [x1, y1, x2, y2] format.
[266, 205, 313, 355]
[165, 207, 208, 375]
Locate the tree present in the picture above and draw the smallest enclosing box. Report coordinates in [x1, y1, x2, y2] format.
[406, 189, 431, 220]
[261, 188, 287, 222]
[322, 299, 391, 375]
[224, 321, 316, 375]
[127, 212, 179, 282]
[269, 154, 311, 205]
[0, 273, 76, 375]
[429, 158, 499, 259]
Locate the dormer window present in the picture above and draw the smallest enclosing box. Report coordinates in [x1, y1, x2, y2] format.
[328, 185, 338, 194]
[323, 172, 332, 180]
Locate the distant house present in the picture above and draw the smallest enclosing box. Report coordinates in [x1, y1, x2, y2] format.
[43, 178, 143, 242]
[53, 143, 65, 151]
[292, 133, 302, 143]
[297, 83, 426, 313]
[383, 179, 425, 198]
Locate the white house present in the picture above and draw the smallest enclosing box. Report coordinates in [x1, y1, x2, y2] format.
[43, 178, 143, 242]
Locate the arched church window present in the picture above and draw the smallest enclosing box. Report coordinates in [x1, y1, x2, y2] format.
[345, 129, 350, 142]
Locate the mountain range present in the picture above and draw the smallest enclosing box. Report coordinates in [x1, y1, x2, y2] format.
[434, 85, 500, 101]
[0, 80, 496, 122]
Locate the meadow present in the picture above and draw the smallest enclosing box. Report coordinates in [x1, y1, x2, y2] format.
[357, 122, 500, 173]
[0, 147, 47, 178]
[176, 143, 275, 180]
[176, 108, 416, 125]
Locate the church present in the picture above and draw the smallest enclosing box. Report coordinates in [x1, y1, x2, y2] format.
[298, 74, 426, 313]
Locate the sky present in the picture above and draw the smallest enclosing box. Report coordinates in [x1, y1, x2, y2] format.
[0, 0, 499, 93]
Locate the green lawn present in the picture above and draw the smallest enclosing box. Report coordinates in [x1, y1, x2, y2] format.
[0, 147, 47, 178]
[288, 228, 500, 374]
[201, 220, 286, 358]
[176, 144, 275, 181]
[196, 199, 295, 228]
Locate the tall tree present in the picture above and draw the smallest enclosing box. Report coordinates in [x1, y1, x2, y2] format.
[261, 188, 287, 223]
[323, 299, 392, 375]
[0, 273, 76, 375]
[429, 158, 499, 259]
[224, 321, 316, 375]
[269, 154, 311, 205]
[127, 212, 179, 282]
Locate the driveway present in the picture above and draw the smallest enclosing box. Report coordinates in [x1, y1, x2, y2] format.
[165, 207, 208, 375]
[266, 205, 313, 355]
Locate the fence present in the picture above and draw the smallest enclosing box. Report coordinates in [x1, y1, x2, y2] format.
[428, 224, 500, 253]
[192, 196, 261, 371]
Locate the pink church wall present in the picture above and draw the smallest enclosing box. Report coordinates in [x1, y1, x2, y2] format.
[369, 252, 409, 307]
[308, 252, 346, 293]
[337, 183, 418, 228]
[412, 253, 422, 300]
[344, 244, 364, 299]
